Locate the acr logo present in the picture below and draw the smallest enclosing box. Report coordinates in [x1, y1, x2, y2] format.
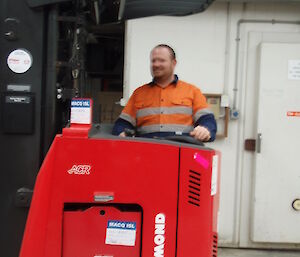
[67, 165, 91, 175]
[154, 213, 165, 257]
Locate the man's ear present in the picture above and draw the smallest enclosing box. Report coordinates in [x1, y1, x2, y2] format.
[172, 59, 177, 67]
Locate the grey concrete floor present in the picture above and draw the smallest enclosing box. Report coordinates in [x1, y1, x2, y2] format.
[218, 248, 300, 257]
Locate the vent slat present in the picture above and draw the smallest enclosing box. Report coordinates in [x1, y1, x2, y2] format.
[188, 195, 200, 202]
[189, 180, 200, 186]
[211, 233, 218, 257]
[188, 185, 200, 192]
[188, 170, 201, 207]
[189, 169, 201, 177]
[188, 190, 200, 196]
[188, 200, 200, 207]
[189, 174, 201, 181]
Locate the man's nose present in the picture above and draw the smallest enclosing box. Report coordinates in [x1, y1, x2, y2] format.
[152, 60, 160, 67]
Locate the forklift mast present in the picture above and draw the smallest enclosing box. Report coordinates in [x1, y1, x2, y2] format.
[0, 1, 215, 256]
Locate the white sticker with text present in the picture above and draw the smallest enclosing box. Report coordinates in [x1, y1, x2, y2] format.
[105, 220, 136, 246]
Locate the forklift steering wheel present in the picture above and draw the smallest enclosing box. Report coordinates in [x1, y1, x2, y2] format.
[164, 135, 204, 146]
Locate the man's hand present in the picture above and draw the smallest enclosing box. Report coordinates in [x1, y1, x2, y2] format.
[190, 126, 211, 142]
[119, 132, 126, 137]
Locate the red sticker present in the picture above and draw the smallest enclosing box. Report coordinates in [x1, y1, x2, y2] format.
[287, 111, 300, 117]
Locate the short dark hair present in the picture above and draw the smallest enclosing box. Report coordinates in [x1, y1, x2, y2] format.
[153, 44, 176, 60]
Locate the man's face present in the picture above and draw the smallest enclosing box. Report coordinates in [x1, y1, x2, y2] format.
[150, 47, 176, 80]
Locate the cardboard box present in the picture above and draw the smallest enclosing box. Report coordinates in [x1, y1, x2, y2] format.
[98, 91, 123, 123]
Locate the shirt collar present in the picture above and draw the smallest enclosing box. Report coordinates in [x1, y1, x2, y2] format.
[148, 74, 178, 87]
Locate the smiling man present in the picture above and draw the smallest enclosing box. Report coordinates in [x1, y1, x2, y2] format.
[112, 44, 217, 142]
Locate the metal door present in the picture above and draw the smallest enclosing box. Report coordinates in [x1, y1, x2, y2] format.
[251, 43, 300, 243]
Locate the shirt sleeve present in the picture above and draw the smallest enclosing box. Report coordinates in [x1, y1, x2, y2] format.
[112, 118, 135, 135]
[118, 92, 137, 127]
[111, 91, 138, 135]
[195, 114, 217, 142]
[192, 87, 214, 122]
[193, 87, 217, 142]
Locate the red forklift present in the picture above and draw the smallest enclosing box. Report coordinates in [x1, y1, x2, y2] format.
[0, 1, 219, 257]
[19, 98, 220, 257]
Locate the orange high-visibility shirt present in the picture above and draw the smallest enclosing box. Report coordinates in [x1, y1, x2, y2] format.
[119, 79, 212, 135]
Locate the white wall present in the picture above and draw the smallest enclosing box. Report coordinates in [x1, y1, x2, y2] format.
[123, 4, 227, 99]
[123, 2, 300, 248]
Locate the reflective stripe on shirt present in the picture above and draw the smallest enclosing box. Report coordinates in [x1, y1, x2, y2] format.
[136, 106, 193, 118]
[120, 112, 136, 126]
[193, 108, 214, 122]
[137, 124, 194, 134]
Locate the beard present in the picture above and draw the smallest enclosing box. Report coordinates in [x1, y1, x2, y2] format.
[151, 67, 173, 81]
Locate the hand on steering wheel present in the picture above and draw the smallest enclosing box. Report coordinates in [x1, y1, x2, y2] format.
[190, 125, 211, 142]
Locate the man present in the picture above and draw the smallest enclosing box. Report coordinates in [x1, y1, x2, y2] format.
[112, 44, 216, 142]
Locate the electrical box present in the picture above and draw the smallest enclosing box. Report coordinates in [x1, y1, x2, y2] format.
[205, 94, 229, 138]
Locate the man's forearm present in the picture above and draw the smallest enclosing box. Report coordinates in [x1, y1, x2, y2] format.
[112, 118, 135, 135]
[195, 113, 217, 142]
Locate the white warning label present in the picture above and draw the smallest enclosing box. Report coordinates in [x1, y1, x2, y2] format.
[211, 155, 219, 196]
[70, 99, 92, 124]
[105, 220, 136, 246]
[288, 60, 300, 80]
